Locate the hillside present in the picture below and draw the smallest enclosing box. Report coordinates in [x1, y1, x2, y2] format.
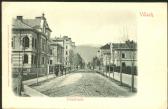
[74, 44, 101, 63]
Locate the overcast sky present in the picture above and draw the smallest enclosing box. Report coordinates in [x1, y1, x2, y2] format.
[9, 2, 137, 46]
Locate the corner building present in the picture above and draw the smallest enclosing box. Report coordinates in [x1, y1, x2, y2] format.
[12, 14, 52, 76]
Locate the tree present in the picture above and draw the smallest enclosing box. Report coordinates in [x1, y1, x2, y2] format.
[73, 53, 83, 69]
[69, 50, 75, 70]
[87, 62, 91, 69]
[91, 56, 101, 70]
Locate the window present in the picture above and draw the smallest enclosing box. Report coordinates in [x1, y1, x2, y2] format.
[50, 60, 52, 64]
[31, 55, 34, 64]
[23, 54, 28, 64]
[42, 39, 45, 51]
[34, 55, 37, 64]
[66, 51, 68, 55]
[42, 57, 45, 64]
[50, 49, 52, 55]
[66, 57, 67, 61]
[32, 38, 34, 48]
[122, 53, 125, 58]
[35, 39, 37, 49]
[122, 62, 126, 67]
[12, 37, 15, 48]
[66, 45, 68, 49]
[23, 36, 29, 48]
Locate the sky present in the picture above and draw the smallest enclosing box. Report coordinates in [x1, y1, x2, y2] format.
[7, 2, 137, 46]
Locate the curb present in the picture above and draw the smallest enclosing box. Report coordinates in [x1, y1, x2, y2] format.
[24, 85, 48, 97]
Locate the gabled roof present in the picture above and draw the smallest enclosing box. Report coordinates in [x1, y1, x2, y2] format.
[100, 43, 110, 49]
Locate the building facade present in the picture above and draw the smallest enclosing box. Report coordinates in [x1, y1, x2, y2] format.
[99, 43, 111, 71]
[12, 14, 52, 75]
[52, 36, 76, 70]
[112, 40, 137, 67]
[98, 40, 137, 73]
[49, 40, 64, 75]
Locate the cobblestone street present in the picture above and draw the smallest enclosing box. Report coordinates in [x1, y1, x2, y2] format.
[31, 72, 133, 97]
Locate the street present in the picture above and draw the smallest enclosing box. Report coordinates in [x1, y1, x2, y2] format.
[31, 71, 133, 97]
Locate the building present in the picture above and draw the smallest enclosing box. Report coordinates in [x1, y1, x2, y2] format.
[99, 43, 111, 71]
[49, 40, 64, 75]
[98, 40, 137, 74]
[96, 50, 101, 59]
[52, 36, 76, 71]
[112, 40, 137, 68]
[12, 14, 52, 76]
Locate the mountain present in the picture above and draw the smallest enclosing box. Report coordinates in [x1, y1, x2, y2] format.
[74, 44, 101, 63]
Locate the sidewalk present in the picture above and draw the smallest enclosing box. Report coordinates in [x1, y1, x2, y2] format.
[22, 73, 73, 96]
[22, 74, 56, 97]
[23, 74, 56, 85]
[23, 85, 48, 97]
[97, 71, 137, 89]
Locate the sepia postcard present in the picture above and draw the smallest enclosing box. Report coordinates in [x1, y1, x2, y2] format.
[2, 2, 167, 109]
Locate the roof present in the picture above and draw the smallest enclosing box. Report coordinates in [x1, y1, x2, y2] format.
[100, 43, 110, 49]
[100, 40, 137, 50]
[23, 19, 52, 32]
[22, 19, 41, 29]
[54, 37, 64, 41]
[112, 41, 137, 50]
[50, 40, 64, 48]
[12, 19, 33, 30]
[12, 16, 52, 32]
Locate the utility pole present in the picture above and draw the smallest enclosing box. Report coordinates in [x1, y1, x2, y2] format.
[120, 42, 123, 86]
[36, 33, 40, 85]
[112, 49, 115, 79]
[105, 55, 107, 76]
[131, 42, 135, 92]
[109, 43, 112, 78]
[21, 35, 26, 93]
[125, 25, 136, 92]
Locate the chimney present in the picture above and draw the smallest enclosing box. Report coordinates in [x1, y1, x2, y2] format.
[17, 16, 23, 21]
[42, 13, 45, 17]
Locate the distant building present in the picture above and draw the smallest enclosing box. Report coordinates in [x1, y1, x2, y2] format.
[49, 40, 64, 75]
[96, 50, 101, 59]
[99, 43, 111, 71]
[52, 36, 76, 70]
[12, 14, 52, 75]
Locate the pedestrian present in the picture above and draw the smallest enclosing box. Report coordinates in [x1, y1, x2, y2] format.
[54, 66, 58, 76]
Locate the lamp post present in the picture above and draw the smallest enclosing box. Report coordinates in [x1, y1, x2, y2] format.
[17, 30, 22, 96]
[17, 30, 26, 96]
